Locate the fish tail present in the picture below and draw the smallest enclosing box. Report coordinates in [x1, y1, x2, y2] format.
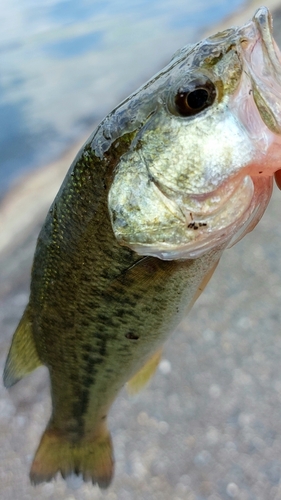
[30, 423, 114, 489]
[3, 306, 42, 388]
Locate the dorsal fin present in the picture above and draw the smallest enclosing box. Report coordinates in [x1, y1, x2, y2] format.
[127, 348, 163, 395]
[3, 306, 42, 388]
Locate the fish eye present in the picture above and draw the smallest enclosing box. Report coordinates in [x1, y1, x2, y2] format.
[172, 77, 217, 117]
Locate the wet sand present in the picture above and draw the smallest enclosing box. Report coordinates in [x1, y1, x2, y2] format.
[2, 1, 281, 499]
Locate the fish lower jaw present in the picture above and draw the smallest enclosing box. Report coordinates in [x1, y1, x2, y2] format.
[126, 176, 258, 261]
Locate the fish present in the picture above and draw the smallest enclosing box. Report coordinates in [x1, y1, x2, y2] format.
[3, 6, 281, 489]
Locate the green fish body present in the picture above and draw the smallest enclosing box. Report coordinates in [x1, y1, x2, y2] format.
[4, 134, 222, 486]
[4, 7, 281, 488]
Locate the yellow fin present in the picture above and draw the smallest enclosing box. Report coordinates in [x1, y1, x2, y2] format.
[30, 423, 114, 489]
[3, 307, 42, 388]
[127, 348, 163, 395]
[185, 259, 220, 315]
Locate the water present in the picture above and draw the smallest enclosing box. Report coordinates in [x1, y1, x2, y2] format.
[0, 0, 247, 195]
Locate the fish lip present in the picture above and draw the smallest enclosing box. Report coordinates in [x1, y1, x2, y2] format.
[252, 7, 280, 72]
[240, 6, 281, 76]
[238, 7, 281, 134]
[240, 7, 276, 58]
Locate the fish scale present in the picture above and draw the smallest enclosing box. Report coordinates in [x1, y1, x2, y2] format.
[26, 134, 222, 478]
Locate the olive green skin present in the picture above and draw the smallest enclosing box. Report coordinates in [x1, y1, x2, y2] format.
[28, 133, 222, 440]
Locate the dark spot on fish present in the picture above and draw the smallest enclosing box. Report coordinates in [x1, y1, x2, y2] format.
[115, 308, 125, 318]
[98, 338, 107, 357]
[82, 352, 90, 362]
[259, 171, 263, 174]
[93, 357, 104, 366]
[188, 221, 207, 230]
[101, 415, 106, 420]
[95, 332, 107, 341]
[86, 358, 97, 370]
[105, 368, 114, 374]
[82, 343, 92, 352]
[188, 222, 198, 229]
[70, 373, 78, 382]
[125, 332, 139, 340]
[80, 318, 91, 328]
[81, 275, 92, 283]
[97, 313, 109, 323]
[72, 397, 87, 422]
[111, 209, 118, 223]
[132, 292, 142, 301]
[93, 356, 104, 372]
[83, 375, 94, 387]
[85, 301, 95, 309]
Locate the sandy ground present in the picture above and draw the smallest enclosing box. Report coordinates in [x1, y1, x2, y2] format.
[2, 1, 281, 499]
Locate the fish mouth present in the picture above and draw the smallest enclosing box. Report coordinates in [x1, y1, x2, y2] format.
[109, 8, 279, 261]
[133, 8, 281, 260]
[237, 7, 281, 136]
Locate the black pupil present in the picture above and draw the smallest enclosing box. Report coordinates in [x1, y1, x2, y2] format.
[173, 78, 216, 117]
[187, 88, 209, 110]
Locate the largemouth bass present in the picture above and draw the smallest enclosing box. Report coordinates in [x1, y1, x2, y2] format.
[4, 7, 281, 488]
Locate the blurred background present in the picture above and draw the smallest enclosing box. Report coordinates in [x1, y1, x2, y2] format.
[2, 0, 281, 499]
[0, 0, 246, 197]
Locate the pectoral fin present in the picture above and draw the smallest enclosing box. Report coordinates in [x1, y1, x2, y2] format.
[3, 306, 42, 388]
[127, 348, 163, 395]
[185, 259, 220, 315]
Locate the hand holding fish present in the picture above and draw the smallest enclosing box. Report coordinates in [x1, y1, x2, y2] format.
[275, 169, 281, 189]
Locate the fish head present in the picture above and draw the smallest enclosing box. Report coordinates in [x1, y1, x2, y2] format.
[105, 7, 281, 260]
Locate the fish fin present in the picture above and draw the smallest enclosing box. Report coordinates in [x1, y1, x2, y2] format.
[184, 259, 220, 315]
[127, 348, 163, 395]
[30, 423, 114, 489]
[3, 307, 42, 388]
